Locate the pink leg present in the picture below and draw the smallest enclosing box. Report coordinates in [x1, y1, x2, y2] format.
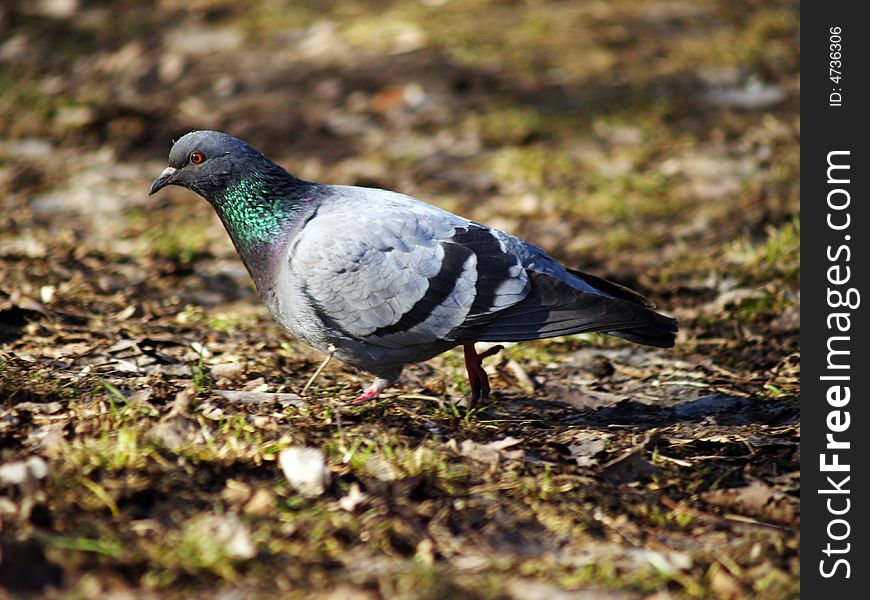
[353, 377, 390, 404]
[463, 343, 504, 408]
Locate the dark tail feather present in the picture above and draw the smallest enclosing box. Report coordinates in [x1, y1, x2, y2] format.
[608, 321, 678, 348]
[564, 267, 657, 308]
[566, 267, 677, 346]
[449, 270, 678, 346]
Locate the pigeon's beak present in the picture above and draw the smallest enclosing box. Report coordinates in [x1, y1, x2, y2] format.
[149, 167, 178, 195]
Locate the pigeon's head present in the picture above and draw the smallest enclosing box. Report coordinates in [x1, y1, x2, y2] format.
[149, 130, 271, 200]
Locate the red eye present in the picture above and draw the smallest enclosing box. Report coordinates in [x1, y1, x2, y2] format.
[190, 150, 205, 165]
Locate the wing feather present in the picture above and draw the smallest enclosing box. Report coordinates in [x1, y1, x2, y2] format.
[289, 191, 531, 348]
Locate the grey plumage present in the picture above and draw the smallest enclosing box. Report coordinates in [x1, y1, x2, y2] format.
[150, 130, 678, 403]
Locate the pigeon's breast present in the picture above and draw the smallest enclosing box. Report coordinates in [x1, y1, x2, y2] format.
[269, 249, 456, 373]
[268, 261, 334, 351]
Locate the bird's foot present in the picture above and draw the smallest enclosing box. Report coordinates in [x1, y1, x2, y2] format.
[463, 343, 504, 408]
[353, 377, 390, 404]
[353, 386, 381, 404]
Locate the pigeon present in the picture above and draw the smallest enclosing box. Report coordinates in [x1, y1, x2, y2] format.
[150, 131, 677, 405]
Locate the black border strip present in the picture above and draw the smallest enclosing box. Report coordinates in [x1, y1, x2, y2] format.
[802, 3, 869, 596]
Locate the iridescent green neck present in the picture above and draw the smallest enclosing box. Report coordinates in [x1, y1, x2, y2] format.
[215, 172, 298, 253]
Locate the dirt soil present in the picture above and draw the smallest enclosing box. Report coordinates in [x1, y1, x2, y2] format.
[1, 0, 799, 598]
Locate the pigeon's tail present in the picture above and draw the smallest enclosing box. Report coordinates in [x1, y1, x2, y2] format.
[607, 323, 678, 348]
[449, 270, 678, 347]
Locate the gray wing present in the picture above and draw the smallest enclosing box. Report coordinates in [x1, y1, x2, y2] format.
[292, 186, 677, 350]
[289, 190, 530, 349]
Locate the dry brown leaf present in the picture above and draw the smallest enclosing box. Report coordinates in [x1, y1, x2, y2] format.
[701, 482, 799, 525]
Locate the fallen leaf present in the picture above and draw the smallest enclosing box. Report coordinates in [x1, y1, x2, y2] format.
[449, 437, 524, 464]
[337, 482, 367, 512]
[0, 455, 48, 489]
[187, 514, 256, 560]
[244, 489, 277, 516]
[213, 389, 307, 409]
[280, 447, 329, 497]
[568, 431, 611, 467]
[701, 483, 799, 525]
[148, 415, 200, 449]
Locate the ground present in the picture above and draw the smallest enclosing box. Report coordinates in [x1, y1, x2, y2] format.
[0, 0, 799, 598]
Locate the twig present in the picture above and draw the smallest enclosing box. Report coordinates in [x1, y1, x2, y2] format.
[660, 496, 787, 531]
[655, 454, 693, 467]
[397, 393, 445, 402]
[660, 380, 710, 388]
[722, 513, 788, 531]
[301, 345, 335, 396]
[212, 390, 307, 409]
[391, 404, 440, 430]
[505, 359, 535, 394]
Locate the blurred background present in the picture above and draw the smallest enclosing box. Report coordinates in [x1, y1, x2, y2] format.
[1, 0, 799, 597]
[1, 0, 800, 370]
[0, 0, 800, 371]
